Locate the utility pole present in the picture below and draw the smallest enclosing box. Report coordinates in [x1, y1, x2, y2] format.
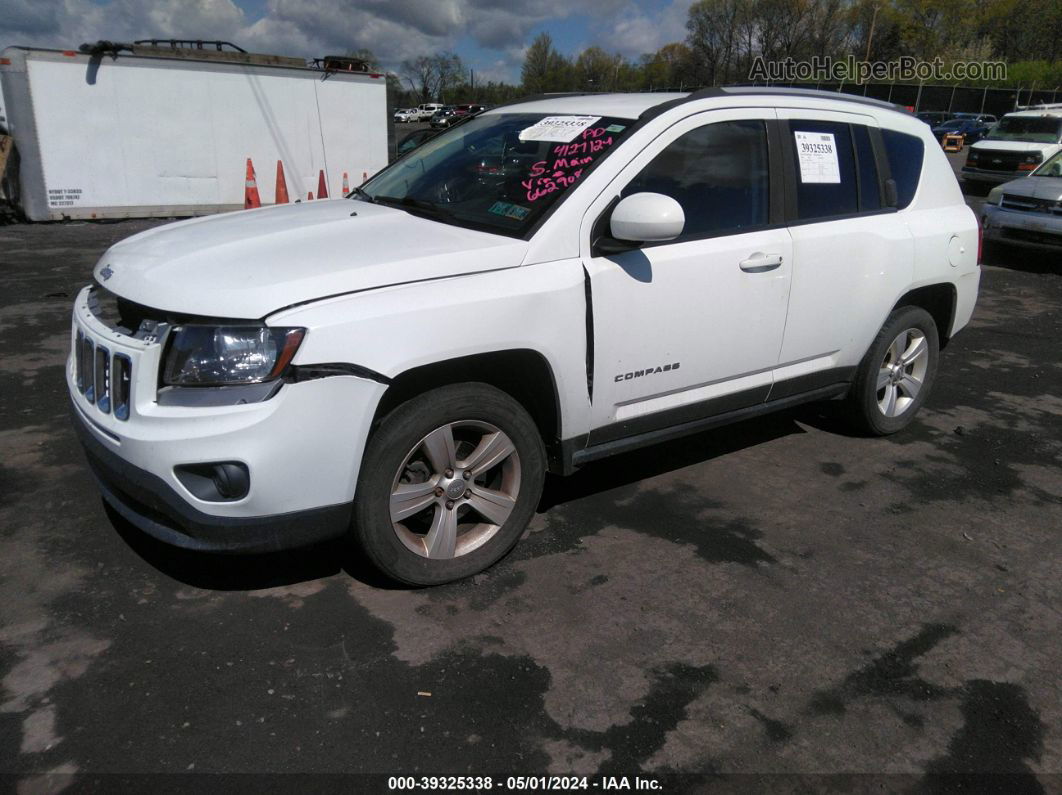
[864, 1, 880, 61]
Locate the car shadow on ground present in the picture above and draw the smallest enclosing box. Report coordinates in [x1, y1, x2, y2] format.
[107, 401, 849, 592]
[981, 244, 1060, 274]
[537, 404, 849, 510]
[105, 502, 399, 592]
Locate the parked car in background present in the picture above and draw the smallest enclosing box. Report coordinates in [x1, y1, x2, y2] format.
[68, 87, 979, 585]
[917, 111, 950, 127]
[430, 106, 458, 129]
[454, 104, 486, 119]
[416, 103, 444, 121]
[393, 108, 418, 123]
[981, 148, 1062, 252]
[963, 106, 1062, 186]
[953, 112, 998, 129]
[932, 118, 990, 144]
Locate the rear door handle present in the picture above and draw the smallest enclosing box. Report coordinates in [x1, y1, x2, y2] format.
[739, 252, 784, 272]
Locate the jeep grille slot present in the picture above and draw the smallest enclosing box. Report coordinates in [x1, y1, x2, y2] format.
[95, 346, 111, 414]
[75, 330, 86, 393]
[113, 354, 132, 420]
[81, 335, 95, 403]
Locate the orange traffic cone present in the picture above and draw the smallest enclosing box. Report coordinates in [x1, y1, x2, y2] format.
[275, 161, 289, 204]
[316, 169, 328, 199]
[342, 171, 350, 194]
[307, 191, 314, 201]
[244, 158, 261, 209]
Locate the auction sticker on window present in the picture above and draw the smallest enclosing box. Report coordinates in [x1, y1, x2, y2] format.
[519, 115, 601, 142]
[794, 131, 841, 183]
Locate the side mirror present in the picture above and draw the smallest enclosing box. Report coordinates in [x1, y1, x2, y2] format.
[610, 192, 685, 243]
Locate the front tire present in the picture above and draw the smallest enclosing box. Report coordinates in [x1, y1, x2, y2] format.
[846, 306, 940, 436]
[352, 383, 546, 586]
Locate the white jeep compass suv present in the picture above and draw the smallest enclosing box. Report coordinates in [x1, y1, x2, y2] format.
[68, 87, 980, 585]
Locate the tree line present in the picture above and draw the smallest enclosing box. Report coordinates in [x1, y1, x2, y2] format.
[362, 0, 1061, 107]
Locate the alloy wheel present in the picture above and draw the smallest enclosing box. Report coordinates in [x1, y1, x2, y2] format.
[389, 420, 521, 559]
[876, 328, 929, 417]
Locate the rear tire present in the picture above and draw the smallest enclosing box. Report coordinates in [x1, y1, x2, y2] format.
[353, 383, 545, 586]
[846, 306, 940, 436]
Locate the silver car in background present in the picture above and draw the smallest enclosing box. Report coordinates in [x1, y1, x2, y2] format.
[981, 150, 1062, 253]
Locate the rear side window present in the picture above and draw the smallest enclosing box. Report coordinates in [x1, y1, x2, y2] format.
[789, 120, 858, 220]
[623, 120, 770, 240]
[881, 129, 924, 209]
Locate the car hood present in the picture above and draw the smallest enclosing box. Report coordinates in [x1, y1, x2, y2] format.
[993, 175, 1062, 200]
[94, 200, 528, 319]
[970, 140, 1058, 155]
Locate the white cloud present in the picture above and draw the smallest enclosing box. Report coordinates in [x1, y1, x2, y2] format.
[593, 0, 695, 58]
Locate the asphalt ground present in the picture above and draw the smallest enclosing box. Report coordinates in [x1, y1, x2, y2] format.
[1, 147, 1060, 791]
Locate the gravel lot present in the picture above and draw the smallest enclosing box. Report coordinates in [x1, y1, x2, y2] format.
[1, 148, 1060, 790]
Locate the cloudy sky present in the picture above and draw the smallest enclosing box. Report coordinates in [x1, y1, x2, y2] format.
[1, 0, 696, 83]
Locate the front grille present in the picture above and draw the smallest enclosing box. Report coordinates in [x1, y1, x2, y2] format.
[75, 329, 131, 420]
[969, 150, 1024, 171]
[1000, 194, 1062, 215]
[1002, 227, 1062, 247]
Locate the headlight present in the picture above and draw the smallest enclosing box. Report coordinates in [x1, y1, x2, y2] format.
[985, 186, 1004, 206]
[162, 325, 305, 386]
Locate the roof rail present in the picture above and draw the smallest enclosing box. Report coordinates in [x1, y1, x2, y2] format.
[721, 85, 908, 111]
[488, 85, 909, 124]
[1015, 102, 1062, 111]
[639, 85, 909, 121]
[488, 91, 605, 112]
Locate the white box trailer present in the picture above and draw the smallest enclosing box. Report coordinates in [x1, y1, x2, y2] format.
[0, 44, 391, 221]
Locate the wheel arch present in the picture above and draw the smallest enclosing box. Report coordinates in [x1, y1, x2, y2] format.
[371, 349, 566, 473]
[892, 282, 957, 348]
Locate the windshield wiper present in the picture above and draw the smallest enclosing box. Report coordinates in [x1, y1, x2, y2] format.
[373, 195, 454, 220]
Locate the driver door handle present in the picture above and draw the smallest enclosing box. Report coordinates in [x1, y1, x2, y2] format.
[739, 252, 784, 272]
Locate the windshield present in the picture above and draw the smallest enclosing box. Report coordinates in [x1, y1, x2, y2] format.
[938, 121, 965, 130]
[987, 116, 1062, 143]
[357, 112, 634, 237]
[1032, 149, 1062, 177]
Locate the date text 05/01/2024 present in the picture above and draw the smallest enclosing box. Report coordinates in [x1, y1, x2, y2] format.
[387, 775, 663, 790]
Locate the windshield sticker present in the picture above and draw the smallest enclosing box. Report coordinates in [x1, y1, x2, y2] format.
[794, 131, 841, 183]
[519, 115, 602, 143]
[488, 200, 531, 220]
[521, 126, 618, 202]
[605, 124, 626, 133]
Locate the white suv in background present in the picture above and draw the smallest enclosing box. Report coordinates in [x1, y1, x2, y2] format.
[69, 88, 980, 585]
[416, 103, 443, 121]
[962, 105, 1062, 186]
